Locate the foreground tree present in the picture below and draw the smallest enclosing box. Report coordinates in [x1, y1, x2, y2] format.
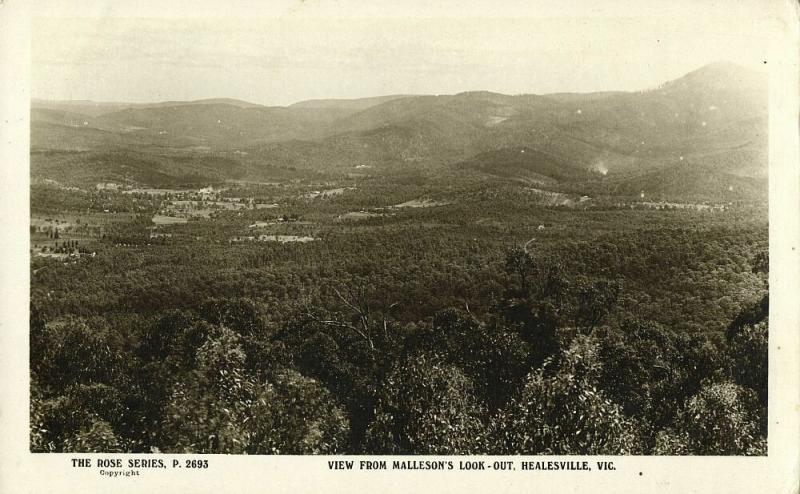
[62, 420, 124, 453]
[500, 248, 566, 366]
[490, 335, 641, 455]
[31, 383, 126, 452]
[726, 297, 768, 409]
[406, 309, 531, 410]
[654, 382, 765, 455]
[365, 352, 488, 454]
[245, 370, 350, 454]
[573, 277, 621, 335]
[594, 319, 722, 447]
[33, 320, 120, 391]
[163, 325, 348, 454]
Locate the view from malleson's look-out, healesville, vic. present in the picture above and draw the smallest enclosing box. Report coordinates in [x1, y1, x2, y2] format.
[30, 18, 769, 456]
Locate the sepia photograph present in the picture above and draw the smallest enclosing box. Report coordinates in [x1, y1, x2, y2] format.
[25, 12, 777, 458]
[3, 1, 799, 492]
[1, 6, 795, 491]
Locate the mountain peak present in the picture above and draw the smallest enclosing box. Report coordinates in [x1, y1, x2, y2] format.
[687, 61, 763, 80]
[659, 61, 767, 93]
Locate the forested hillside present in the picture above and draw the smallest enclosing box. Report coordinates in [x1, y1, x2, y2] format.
[32, 63, 768, 201]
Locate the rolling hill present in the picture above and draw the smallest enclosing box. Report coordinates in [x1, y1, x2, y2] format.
[455, 146, 591, 183]
[31, 62, 769, 198]
[614, 161, 768, 201]
[289, 95, 412, 111]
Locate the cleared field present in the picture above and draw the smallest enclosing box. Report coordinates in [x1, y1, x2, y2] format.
[392, 199, 450, 208]
[264, 235, 316, 243]
[302, 187, 355, 199]
[152, 215, 189, 225]
[30, 213, 119, 255]
[231, 234, 317, 243]
[336, 211, 384, 221]
[124, 188, 188, 196]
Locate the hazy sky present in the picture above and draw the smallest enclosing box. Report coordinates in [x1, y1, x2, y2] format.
[32, 3, 776, 105]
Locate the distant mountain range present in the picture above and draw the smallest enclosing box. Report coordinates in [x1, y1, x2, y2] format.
[31, 62, 768, 199]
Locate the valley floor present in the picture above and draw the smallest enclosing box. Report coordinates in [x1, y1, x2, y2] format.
[29, 171, 769, 455]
